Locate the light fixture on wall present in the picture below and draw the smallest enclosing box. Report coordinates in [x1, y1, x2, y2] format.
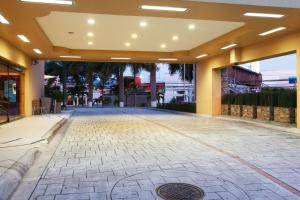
[158, 58, 178, 61]
[259, 27, 286, 36]
[0, 14, 9, 24]
[19, 0, 73, 5]
[221, 43, 237, 50]
[243, 12, 285, 18]
[17, 35, 30, 43]
[140, 5, 189, 12]
[60, 55, 81, 59]
[33, 49, 42, 54]
[111, 57, 132, 60]
[196, 54, 208, 59]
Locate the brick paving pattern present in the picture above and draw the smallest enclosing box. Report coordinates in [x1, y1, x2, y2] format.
[29, 108, 300, 200]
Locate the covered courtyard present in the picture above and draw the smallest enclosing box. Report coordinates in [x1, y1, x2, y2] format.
[1, 0, 300, 200]
[17, 108, 300, 200]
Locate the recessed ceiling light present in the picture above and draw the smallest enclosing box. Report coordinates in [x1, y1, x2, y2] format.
[188, 24, 196, 30]
[172, 35, 179, 41]
[221, 43, 237, 50]
[87, 32, 94, 37]
[88, 41, 93, 45]
[87, 18, 95, 25]
[160, 44, 166, 48]
[140, 21, 147, 27]
[19, 0, 73, 5]
[131, 34, 138, 39]
[60, 55, 81, 59]
[17, 35, 30, 43]
[259, 27, 286, 36]
[196, 54, 208, 59]
[33, 49, 42, 54]
[140, 5, 189, 12]
[158, 58, 178, 61]
[0, 14, 9, 24]
[244, 12, 285, 19]
[125, 42, 131, 47]
[111, 57, 132, 60]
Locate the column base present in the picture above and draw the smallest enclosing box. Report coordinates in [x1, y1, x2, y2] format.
[151, 101, 157, 108]
[119, 102, 124, 108]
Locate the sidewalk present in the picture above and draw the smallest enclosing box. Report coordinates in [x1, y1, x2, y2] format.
[0, 110, 73, 200]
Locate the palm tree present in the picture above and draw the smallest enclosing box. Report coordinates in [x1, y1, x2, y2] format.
[168, 64, 194, 82]
[129, 63, 144, 107]
[141, 63, 158, 107]
[111, 63, 127, 107]
[45, 61, 78, 107]
[85, 62, 98, 106]
[96, 63, 114, 105]
[169, 64, 195, 102]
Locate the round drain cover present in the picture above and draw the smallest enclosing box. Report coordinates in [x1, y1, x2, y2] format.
[156, 183, 205, 200]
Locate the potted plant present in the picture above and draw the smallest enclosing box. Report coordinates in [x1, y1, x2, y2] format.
[230, 94, 243, 117]
[274, 89, 296, 124]
[242, 93, 258, 119]
[52, 91, 64, 113]
[221, 94, 231, 115]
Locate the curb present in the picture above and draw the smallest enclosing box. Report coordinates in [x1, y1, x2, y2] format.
[42, 110, 74, 143]
[42, 118, 68, 143]
[0, 148, 40, 200]
[145, 108, 300, 135]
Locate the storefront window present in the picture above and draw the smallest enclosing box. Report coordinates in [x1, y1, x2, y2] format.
[0, 60, 23, 124]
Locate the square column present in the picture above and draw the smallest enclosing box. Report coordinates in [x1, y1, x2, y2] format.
[150, 64, 157, 107]
[196, 63, 221, 116]
[297, 50, 300, 128]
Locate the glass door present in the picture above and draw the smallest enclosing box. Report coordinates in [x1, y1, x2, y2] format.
[0, 63, 9, 123]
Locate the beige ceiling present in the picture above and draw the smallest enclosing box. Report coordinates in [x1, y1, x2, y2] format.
[37, 12, 244, 52]
[1, 0, 300, 63]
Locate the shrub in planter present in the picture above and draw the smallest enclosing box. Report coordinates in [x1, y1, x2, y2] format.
[221, 94, 231, 115]
[230, 94, 243, 117]
[242, 93, 258, 119]
[257, 91, 274, 121]
[274, 89, 296, 124]
[158, 103, 196, 113]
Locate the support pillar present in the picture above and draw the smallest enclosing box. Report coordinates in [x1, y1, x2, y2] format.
[119, 71, 125, 107]
[150, 64, 157, 107]
[297, 50, 300, 128]
[24, 60, 45, 116]
[196, 55, 226, 116]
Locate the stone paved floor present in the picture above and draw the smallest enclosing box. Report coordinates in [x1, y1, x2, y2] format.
[29, 108, 300, 200]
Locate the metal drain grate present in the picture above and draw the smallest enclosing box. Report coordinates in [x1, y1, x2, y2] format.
[156, 183, 205, 200]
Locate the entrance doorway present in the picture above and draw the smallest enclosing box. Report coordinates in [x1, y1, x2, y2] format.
[0, 60, 23, 124]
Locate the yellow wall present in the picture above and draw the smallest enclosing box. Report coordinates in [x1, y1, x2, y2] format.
[24, 61, 45, 116]
[297, 50, 300, 127]
[0, 37, 31, 68]
[0, 37, 44, 116]
[196, 53, 229, 115]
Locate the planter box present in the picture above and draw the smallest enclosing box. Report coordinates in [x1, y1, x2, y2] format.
[257, 106, 274, 121]
[55, 101, 62, 113]
[41, 97, 52, 114]
[242, 105, 257, 119]
[231, 105, 242, 117]
[221, 104, 230, 115]
[274, 107, 295, 124]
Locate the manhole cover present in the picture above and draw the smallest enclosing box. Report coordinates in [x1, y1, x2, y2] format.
[156, 183, 205, 200]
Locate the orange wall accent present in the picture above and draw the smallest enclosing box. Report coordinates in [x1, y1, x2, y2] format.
[0, 37, 31, 68]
